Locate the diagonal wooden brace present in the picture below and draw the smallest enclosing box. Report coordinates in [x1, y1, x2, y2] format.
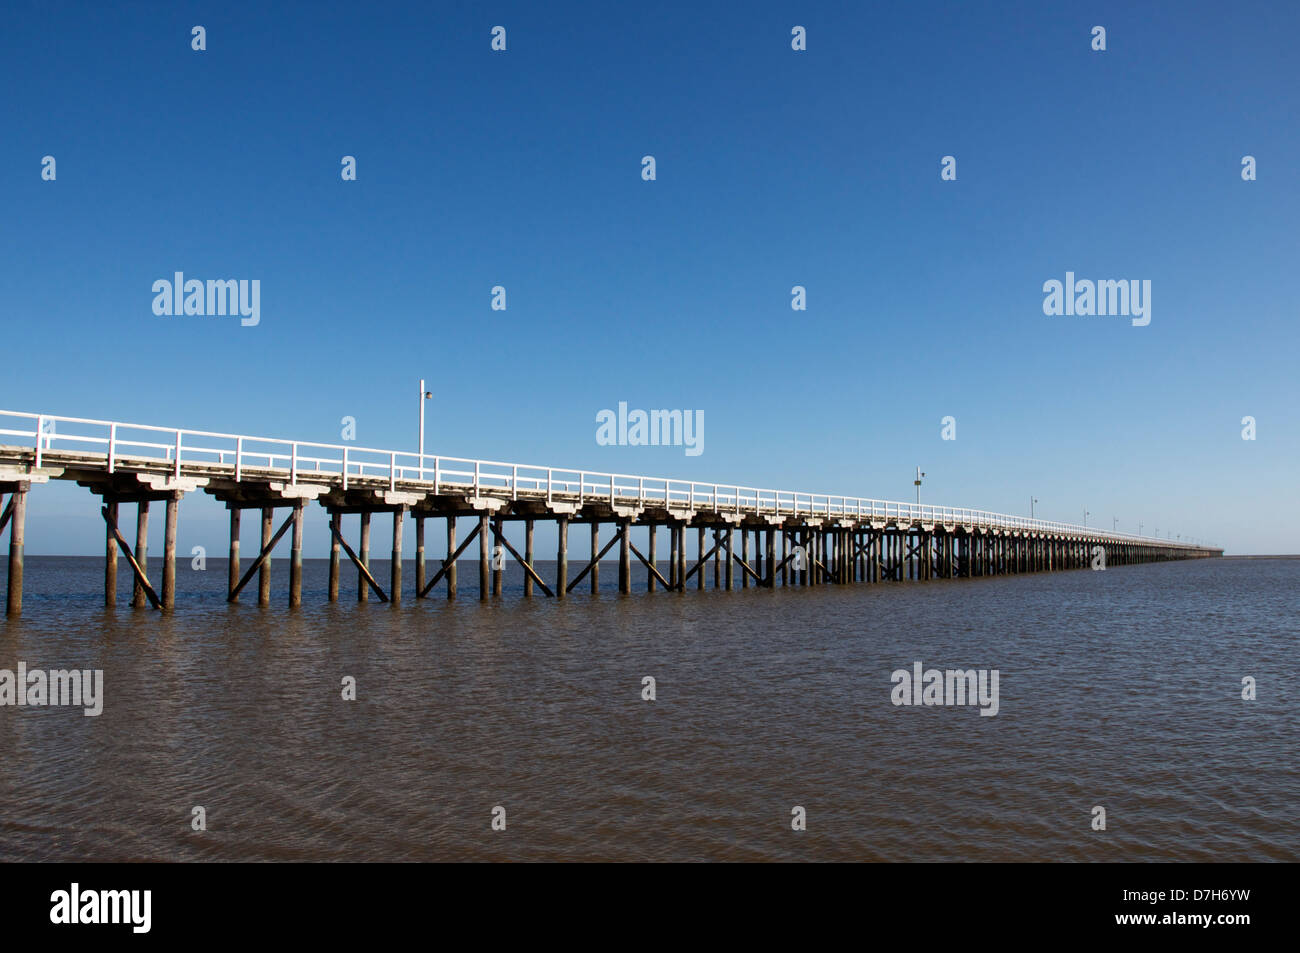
[730, 550, 765, 586]
[101, 505, 161, 609]
[419, 520, 482, 598]
[490, 522, 554, 597]
[682, 537, 724, 583]
[229, 510, 297, 602]
[328, 515, 389, 603]
[567, 525, 622, 593]
[628, 538, 673, 590]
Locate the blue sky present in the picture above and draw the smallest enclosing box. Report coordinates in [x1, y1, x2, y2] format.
[2, 0, 1296, 555]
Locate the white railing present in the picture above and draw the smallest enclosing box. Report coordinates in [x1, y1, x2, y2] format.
[0, 410, 1219, 549]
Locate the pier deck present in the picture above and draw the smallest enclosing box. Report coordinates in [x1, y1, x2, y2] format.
[0, 410, 1222, 614]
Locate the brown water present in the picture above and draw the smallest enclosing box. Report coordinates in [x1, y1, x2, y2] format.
[0, 556, 1295, 862]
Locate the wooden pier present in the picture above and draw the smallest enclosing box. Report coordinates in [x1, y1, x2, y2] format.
[0, 411, 1222, 614]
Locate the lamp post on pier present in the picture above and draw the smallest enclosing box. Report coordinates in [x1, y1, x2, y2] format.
[417, 379, 433, 463]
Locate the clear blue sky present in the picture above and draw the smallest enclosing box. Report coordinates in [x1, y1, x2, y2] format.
[2, 1, 1296, 555]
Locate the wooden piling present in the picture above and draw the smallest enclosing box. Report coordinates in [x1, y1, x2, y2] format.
[740, 529, 748, 589]
[358, 511, 371, 604]
[667, 525, 677, 589]
[697, 527, 705, 590]
[492, 516, 503, 597]
[415, 516, 426, 598]
[162, 492, 178, 609]
[619, 520, 631, 594]
[524, 518, 535, 598]
[647, 521, 656, 592]
[475, 513, 488, 600]
[5, 485, 26, 616]
[328, 513, 340, 601]
[681, 526, 689, 588]
[105, 501, 118, 607]
[290, 501, 305, 608]
[390, 509, 403, 605]
[713, 530, 721, 589]
[590, 523, 600, 594]
[133, 501, 151, 609]
[229, 508, 241, 602]
[556, 515, 568, 597]
[258, 506, 273, 606]
[446, 517, 458, 600]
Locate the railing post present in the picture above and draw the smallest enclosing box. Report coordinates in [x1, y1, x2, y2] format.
[235, 437, 243, 481]
[389, 451, 396, 491]
[175, 431, 183, 479]
[433, 456, 440, 492]
[34, 415, 43, 468]
[547, 468, 552, 504]
[107, 423, 117, 474]
[474, 461, 480, 494]
[513, 465, 518, 501]
[341, 446, 348, 490]
[292, 442, 299, 484]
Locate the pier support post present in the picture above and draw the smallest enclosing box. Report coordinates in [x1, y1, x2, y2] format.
[647, 521, 656, 592]
[724, 529, 734, 590]
[5, 485, 27, 617]
[765, 529, 775, 587]
[290, 500, 305, 608]
[556, 516, 568, 597]
[357, 511, 371, 604]
[740, 529, 748, 589]
[590, 523, 600, 594]
[712, 531, 720, 589]
[106, 501, 119, 606]
[258, 506, 273, 606]
[162, 492, 179, 609]
[390, 509, 404, 605]
[446, 517, 458, 600]
[328, 513, 340, 601]
[524, 518, 535, 597]
[229, 508, 242, 602]
[667, 525, 677, 589]
[492, 516, 503, 597]
[479, 513, 490, 601]
[415, 516, 426, 598]
[619, 520, 631, 594]
[133, 501, 151, 609]
[697, 527, 706, 590]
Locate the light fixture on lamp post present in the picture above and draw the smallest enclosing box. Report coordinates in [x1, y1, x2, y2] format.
[1031, 496, 1038, 520]
[914, 467, 925, 507]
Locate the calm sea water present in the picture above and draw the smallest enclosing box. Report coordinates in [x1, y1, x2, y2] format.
[0, 555, 1295, 862]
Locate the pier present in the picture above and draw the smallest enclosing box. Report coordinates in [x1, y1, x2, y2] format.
[0, 410, 1222, 615]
